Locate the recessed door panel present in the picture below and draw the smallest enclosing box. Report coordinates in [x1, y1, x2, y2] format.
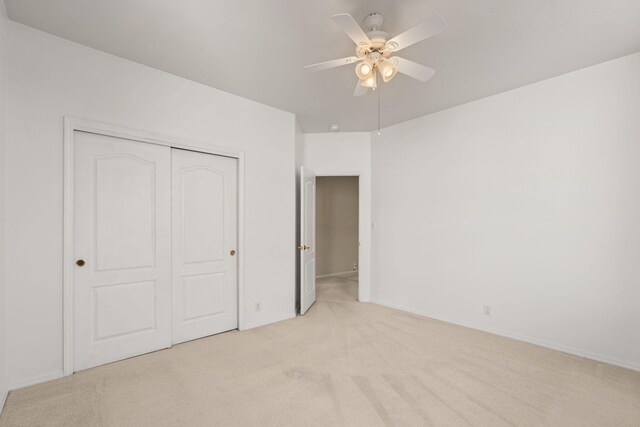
[182, 168, 225, 264]
[73, 131, 172, 372]
[95, 155, 156, 271]
[172, 149, 238, 344]
[93, 280, 157, 340]
[183, 273, 226, 321]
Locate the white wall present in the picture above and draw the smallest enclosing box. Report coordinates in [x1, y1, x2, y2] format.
[302, 132, 371, 301]
[371, 52, 640, 371]
[5, 22, 296, 389]
[0, 0, 9, 410]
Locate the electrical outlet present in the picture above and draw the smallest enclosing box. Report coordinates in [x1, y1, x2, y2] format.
[353, 263, 358, 271]
[483, 305, 491, 316]
[255, 303, 261, 312]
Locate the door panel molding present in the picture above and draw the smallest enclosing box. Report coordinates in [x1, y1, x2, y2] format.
[63, 117, 246, 376]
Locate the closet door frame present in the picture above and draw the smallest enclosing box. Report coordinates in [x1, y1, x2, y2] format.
[62, 116, 246, 376]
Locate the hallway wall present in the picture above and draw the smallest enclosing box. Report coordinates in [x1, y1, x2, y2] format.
[316, 176, 359, 277]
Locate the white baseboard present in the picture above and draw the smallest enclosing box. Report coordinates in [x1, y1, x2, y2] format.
[9, 370, 64, 391]
[0, 389, 7, 415]
[372, 299, 640, 373]
[316, 270, 358, 279]
[242, 312, 296, 330]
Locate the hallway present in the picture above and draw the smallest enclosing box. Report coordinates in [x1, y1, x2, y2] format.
[315, 273, 358, 303]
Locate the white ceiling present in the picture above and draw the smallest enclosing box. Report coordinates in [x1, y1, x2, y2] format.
[5, 0, 640, 132]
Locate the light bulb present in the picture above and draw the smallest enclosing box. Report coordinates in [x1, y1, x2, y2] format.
[355, 61, 374, 80]
[378, 59, 397, 83]
[361, 70, 377, 89]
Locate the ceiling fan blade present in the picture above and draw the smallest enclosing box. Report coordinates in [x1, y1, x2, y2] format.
[304, 56, 359, 72]
[353, 80, 368, 96]
[332, 13, 372, 47]
[385, 15, 447, 52]
[394, 57, 436, 82]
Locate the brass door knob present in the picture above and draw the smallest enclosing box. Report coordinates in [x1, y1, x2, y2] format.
[230, 250, 236, 256]
[76, 259, 85, 267]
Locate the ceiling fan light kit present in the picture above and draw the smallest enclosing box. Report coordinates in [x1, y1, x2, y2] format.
[304, 11, 447, 96]
[304, 11, 447, 133]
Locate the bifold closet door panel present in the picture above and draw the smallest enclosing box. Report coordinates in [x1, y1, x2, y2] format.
[171, 149, 238, 344]
[73, 131, 172, 372]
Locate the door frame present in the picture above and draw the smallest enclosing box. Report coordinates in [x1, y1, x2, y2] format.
[62, 116, 246, 376]
[312, 171, 367, 302]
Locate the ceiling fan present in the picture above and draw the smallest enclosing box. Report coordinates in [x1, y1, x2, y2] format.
[305, 12, 447, 96]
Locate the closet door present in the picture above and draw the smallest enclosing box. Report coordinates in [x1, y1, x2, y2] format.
[73, 131, 172, 371]
[171, 149, 238, 344]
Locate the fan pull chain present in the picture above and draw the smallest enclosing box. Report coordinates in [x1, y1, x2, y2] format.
[377, 73, 381, 135]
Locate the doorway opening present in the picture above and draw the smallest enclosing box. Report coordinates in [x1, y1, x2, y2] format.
[315, 176, 359, 302]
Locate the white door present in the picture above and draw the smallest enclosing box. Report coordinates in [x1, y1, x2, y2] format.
[171, 149, 238, 344]
[300, 166, 317, 314]
[73, 131, 172, 371]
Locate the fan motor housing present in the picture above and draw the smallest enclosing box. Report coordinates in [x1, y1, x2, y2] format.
[364, 12, 384, 31]
[363, 13, 389, 53]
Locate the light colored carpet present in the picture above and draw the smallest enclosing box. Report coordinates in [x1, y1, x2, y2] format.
[1, 274, 639, 426]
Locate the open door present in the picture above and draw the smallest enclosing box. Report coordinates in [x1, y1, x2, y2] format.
[300, 166, 316, 314]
